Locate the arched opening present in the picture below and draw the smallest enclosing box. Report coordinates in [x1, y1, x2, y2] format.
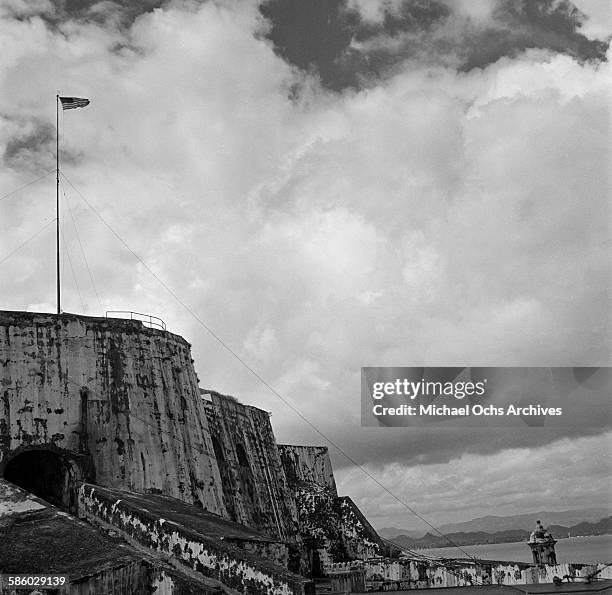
[2, 449, 81, 511]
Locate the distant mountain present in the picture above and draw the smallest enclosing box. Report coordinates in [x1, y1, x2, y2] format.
[563, 517, 612, 537]
[548, 524, 570, 536]
[438, 508, 611, 534]
[392, 529, 530, 550]
[379, 527, 424, 539]
[393, 516, 612, 550]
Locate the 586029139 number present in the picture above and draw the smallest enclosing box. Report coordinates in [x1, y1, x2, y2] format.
[0, 574, 68, 590]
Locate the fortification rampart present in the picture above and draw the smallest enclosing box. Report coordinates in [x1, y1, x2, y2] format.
[0, 311, 225, 513]
[278, 443, 385, 576]
[202, 390, 300, 542]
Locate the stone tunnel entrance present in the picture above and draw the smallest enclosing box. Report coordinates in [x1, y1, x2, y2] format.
[2, 448, 91, 512]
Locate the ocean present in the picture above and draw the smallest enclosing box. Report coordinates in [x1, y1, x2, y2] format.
[412, 534, 612, 564]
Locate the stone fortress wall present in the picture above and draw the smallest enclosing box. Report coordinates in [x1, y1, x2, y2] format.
[202, 389, 300, 542]
[0, 310, 225, 512]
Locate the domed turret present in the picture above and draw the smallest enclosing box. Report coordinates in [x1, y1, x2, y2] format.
[527, 520, 557, 565]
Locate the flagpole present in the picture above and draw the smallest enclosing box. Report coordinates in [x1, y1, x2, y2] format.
[54, 94, 89, 315]
[56, 94, 60, 315]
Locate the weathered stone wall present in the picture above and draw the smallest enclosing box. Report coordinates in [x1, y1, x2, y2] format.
[334, 496, 385, 559]
[279, 446, 385, 571]
[315, 567, 366, 594]
[277, 445, 337, 497]
[0, 311, 225, 513]
[291, 482, 347, 570]
[523, 562, 612, 584]
[234, 539, 290, 569]
[202, 391, 300, 541]
[78, 484, 310, 595]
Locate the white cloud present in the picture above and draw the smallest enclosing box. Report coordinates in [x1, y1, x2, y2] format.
[347, 0, 493, 28]
[346, 0, 405, 24]
[450, 0, 494, 24]
[573, 0, 612, 40]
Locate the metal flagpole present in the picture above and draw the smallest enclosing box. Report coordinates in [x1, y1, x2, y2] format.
[54, 94, 89, 315]
[56, 94, 60, 315]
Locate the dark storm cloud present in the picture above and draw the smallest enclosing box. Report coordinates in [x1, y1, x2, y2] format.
[336, 429, 611, 526]
[462, 0, 608, 70]
[258, 0, 360, 91]
[260, 0, 608, 90]
[277, 367, 611, 471]
[259, 0, 450, 89]
[325, 424, 610, 472]
[9, 1, 607, 89]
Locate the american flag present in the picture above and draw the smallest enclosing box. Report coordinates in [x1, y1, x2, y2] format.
[59, 97, 90, 110]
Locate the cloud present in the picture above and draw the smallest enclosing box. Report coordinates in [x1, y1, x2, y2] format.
[3, 117, 55, 173]
[0, 0, 54, 18]
[451, 0, 495, 24]
[346, 0, 496, 26]
[336, 431, 612, 527]
[0, 0, 610, 523]
[572, 0, 612, 41]
[0, 0, 168, 29]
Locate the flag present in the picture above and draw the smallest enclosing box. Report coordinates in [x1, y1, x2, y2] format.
[59, 97, 90, 110]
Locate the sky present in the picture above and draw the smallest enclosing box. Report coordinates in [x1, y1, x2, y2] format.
[0, 0, 611, 530]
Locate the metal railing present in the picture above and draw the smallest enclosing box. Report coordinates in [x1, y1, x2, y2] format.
[105, 311, 167, 331]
